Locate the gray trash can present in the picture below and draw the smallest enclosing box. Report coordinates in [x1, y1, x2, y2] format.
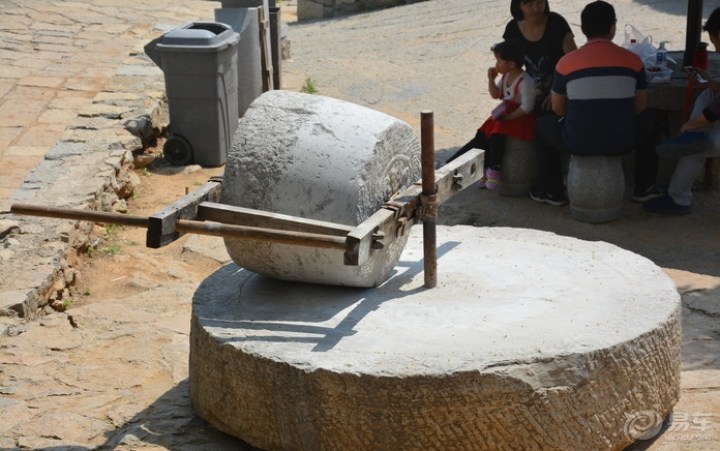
[145, 22, 240, 167]
[215, 8, 264, 117]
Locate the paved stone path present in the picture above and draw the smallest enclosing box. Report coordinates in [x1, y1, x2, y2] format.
[0, 0, 223, 211]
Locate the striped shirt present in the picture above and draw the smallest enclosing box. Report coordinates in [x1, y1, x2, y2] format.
[552, 39, 646, 155]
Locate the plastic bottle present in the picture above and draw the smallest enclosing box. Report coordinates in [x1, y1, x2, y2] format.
[656, 41, 668, 69]
[693, 42, 708, 70]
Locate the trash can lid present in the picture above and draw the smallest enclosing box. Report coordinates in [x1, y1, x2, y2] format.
[156, 22, 240, 52]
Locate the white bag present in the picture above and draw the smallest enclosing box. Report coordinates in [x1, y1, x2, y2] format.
[623, 24, 657, 64]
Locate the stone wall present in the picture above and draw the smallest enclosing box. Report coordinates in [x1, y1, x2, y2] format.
[297, 0, 428, 21]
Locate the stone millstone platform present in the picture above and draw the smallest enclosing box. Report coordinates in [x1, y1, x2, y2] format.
[189, 226, 681, 451]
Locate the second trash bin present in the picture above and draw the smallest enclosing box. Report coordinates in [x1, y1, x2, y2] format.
[145, 22, 240, 167]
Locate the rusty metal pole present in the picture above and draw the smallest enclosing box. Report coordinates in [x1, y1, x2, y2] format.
[420, 110, 437, 288]
[684, 0, 704, 66]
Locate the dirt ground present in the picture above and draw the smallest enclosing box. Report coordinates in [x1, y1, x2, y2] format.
[72, 160, 224, 308]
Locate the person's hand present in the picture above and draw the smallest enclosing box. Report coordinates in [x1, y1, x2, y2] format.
[541, 94, 552, 111]
[687, 67, 710, 84]
[688, 67, 719, 89]
[694, 67, 710, 82]
[488, 67, 498, 81]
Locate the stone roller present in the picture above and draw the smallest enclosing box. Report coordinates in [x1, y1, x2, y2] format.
[221, 90, 423, 287]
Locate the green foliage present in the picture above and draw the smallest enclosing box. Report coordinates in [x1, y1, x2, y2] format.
[105, 224, 119, 236]
[300, 77, 318, 94]
[104, 243, 122, 256]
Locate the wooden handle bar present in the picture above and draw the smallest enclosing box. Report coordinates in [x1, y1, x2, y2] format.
[11, 204, 149, 228]
[10, 203, 346, 250]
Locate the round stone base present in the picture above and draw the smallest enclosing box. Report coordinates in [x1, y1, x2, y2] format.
[499, 137, 537, 197]
[567, 155, 625, 224]
[190, 226, 681, 451]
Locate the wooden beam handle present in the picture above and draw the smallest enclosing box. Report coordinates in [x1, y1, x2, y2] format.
[10, 204, 149, 228]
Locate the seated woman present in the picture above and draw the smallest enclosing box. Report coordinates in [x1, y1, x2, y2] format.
[644, 7, 720, 215]
[503, 0, 577, 114]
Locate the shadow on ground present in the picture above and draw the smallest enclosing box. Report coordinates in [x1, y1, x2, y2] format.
[96, 380, 252, 451]
[434, 146, 720, 278]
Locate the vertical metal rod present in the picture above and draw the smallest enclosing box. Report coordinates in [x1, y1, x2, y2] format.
[270, 6, 282, 90]
[420, 110, 437, 288]
[684, 0, 704, 66]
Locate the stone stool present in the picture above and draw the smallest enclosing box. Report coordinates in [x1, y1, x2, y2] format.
[567, 154, 625, 223]
[499, 137, 537, 197]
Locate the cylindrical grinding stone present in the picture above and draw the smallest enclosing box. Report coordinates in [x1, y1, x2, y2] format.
[222, 90, 421, 287]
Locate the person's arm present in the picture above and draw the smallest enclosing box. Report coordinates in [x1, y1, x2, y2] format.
[634, 89, 647, 114]
[680, 95, 720, 131]
[691, 67, 720, 91]
[550, 66, 567, 116]
[503, 106, 530, 121]
[488, 67, 501, 99]
[562, 31, 577, 54]
[540, 93, 553, 111]
[681, 113, 712, 132]
[551, 92, 566, 116]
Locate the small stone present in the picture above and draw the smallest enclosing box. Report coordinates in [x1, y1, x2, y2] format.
[181, 164, 203, 174]
[113, 199, 128, 213]
[5, 238, 20, 247]
[64, 269, 77, 285]
[0, 220, 20, 239]
[123, 115, 154, 139]
[133, 153, 156, 169]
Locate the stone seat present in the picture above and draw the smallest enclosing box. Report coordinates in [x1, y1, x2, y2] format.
[566, 154, 625, 223]
[498, 137, 537, 197]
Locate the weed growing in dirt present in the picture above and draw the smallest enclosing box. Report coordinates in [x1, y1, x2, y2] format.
[105, 224, 119, 236]
[300, 77, 318, 94]
[104, 243, 121, 256]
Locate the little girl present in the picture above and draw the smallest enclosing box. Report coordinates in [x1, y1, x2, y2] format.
[446, 40, 536, 189]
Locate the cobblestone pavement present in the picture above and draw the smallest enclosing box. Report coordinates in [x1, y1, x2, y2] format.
[0, 0, 226, 211]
